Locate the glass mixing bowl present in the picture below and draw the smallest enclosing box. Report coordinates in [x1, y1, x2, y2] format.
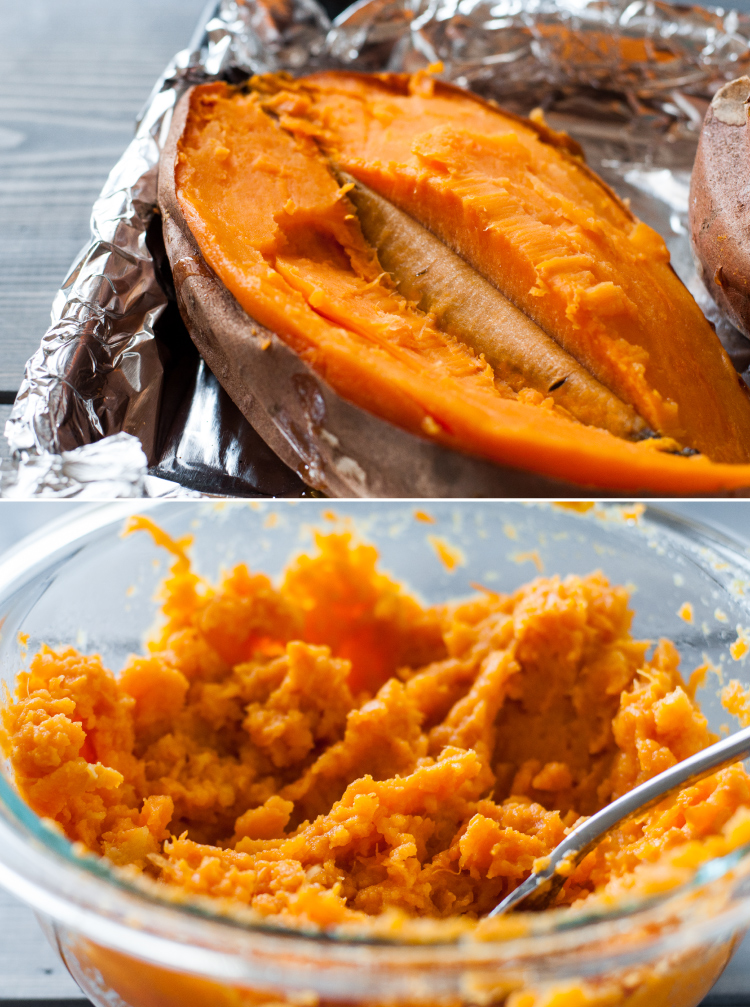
[2, 500, 750, 1007]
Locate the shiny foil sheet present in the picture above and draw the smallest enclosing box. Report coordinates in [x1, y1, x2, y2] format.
[4, 0, 750, 497]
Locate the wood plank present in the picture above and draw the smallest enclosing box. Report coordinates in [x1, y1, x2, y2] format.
[0, 0, 209, 391]
[0, 890, 82, 1000]
[712, 939, 750, 999]
[1, 405, 12, 465]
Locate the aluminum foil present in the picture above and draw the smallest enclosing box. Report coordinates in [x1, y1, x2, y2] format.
[5, 0, 750, 497]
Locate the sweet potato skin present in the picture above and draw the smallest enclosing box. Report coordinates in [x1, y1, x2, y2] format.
[344, 173, 648, 441]
[158, 81, 750, 494]
[690, 77, 750, 341]
[172, 84, 553, 457]
[163, 208, 592, 497]
[288, 70, 750, 465]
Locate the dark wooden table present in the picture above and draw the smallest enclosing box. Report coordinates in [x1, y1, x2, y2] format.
[0, 0, 209, 465]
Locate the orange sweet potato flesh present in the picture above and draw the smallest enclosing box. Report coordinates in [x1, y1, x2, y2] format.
[173, 79, 750, 492]
[267, 70, 750, 465]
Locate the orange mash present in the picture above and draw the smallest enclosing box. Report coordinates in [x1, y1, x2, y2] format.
[3, 518, 750, 935]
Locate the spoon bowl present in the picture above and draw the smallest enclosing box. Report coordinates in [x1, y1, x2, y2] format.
[487, 723, 750, 917]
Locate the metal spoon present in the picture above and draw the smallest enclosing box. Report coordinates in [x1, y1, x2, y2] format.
[487, 723, 750, 917]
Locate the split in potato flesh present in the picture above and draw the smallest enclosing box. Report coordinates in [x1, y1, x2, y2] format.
[340, 171, 648, 441]
[282, 70, 750, 465]
[173, 75, 750, 490]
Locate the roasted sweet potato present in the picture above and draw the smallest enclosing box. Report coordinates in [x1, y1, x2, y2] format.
[157, 73, 750, 495]
[276, 70, 750, 464]
[690, 76, 750, 341]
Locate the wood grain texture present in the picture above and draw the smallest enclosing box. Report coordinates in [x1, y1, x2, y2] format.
[0, 405, 12, 465]
[0, 889, 82, 999]
[0, 0, 208, 392]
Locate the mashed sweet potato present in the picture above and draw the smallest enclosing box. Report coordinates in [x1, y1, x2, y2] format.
[3, 517, 750, 935]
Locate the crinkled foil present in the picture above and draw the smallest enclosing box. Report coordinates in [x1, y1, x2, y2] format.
[4, 0, 750, 497]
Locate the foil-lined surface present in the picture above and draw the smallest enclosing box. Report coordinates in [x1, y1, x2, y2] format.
[0, 430, 205, 499]
[4, 0, 750, 497]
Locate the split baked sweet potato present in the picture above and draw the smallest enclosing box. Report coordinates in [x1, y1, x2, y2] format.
[159, 70, 750, 495]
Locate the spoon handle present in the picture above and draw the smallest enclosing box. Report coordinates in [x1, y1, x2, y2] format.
[487, 723, 750, 918]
